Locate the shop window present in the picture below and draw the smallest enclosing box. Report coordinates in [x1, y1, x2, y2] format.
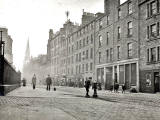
[146, 73, 151, 87]
[119, 65, 124, 84]
[131, 63, 137, 85]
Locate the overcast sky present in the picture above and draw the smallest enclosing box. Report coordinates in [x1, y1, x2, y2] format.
[0, 0, 126, 71]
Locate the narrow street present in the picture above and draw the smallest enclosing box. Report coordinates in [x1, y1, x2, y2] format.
[0, 86, 160, 120]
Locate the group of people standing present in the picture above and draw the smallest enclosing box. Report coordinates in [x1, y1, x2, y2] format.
[31, 74, 52, 91]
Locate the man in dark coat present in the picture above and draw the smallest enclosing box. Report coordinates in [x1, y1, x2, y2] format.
[32, 74, 37, 90]
[84, 79, 91, 97]
[122, 84, 126, 93]
[46, 74, 52, 91]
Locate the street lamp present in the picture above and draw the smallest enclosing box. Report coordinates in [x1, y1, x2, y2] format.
[0, 31, 5, 56]
[0, 31, 5, 96]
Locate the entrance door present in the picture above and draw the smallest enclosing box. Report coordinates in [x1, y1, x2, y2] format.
[154, 72, 160, 92]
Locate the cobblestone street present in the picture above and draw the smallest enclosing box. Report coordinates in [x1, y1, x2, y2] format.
[0, 86, 160, 120]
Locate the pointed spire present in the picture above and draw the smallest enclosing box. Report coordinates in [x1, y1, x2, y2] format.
[65, 11, 70, 21]
[24, 38, 30, 64]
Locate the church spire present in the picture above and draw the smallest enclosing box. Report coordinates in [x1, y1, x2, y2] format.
[24, 38, 30, 64]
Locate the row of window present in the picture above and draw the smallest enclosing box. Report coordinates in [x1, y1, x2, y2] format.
[118, 21, 133, 39]
[99, 2, 133, 30]
[76, 48, 93, 62]
[76, 62, 93, 74]
[98, 43, 133, 63]
[76, 34, 93, 50]
[76, 22, 94, 37]
[118, 2, 133, 20]
[98, 21, 133, 47]
[68, 45, 74, 54]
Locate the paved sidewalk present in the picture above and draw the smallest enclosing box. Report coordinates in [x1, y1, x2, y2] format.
[0, 86, 160, 120]
[56, 86, 160, 107]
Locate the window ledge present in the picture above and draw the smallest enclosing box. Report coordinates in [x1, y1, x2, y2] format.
[127, 34, 133, 38]
[117, 59, 120, 61]
[128, 57, 133, 59]
[117, 38, 121, 41]
[147, 36, 160, 41]
[146, 13, 160, 20]
[146, 61, 159, 65]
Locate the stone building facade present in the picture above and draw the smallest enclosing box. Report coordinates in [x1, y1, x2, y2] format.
[48, 20, 79, 85]
[139, 0, 160, 93]
[47, 12, 102, 86]
[71, 12, 97, 85]
[95, 0, 140, 90]
[0, 27, 13, 64]
[23, 54, 50, 84]
[47, 0, 160, 93]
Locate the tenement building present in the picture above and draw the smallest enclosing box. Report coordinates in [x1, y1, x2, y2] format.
[95, 0, 139, 90]
[70, 12, 103, 86]
[139, 0, 160, 93]
[48, 20, 79, 85]
[47, 0, 160, 93]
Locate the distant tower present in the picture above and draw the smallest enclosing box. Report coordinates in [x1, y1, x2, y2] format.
[65, 11, 70, 21]
[24, 39, 30, 64]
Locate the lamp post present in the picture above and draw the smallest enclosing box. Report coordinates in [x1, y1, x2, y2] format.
[0, 31, 5, 95]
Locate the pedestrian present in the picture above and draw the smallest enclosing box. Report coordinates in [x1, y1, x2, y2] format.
[46, 74, 52, 91]
[22, 78, 26, 87]
[92, 80, 98, 98]
[84, 79, 91, 97]
[32, 74, 37, 90]
[122, 84, 126, 93]
[114, 82, 119, 93]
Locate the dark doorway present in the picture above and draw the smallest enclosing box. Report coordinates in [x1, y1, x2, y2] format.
[154, 72, 160, 92]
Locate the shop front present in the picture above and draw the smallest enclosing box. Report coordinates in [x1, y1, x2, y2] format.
[140, 69, 160, 93]
[96, 59, 139, 91]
